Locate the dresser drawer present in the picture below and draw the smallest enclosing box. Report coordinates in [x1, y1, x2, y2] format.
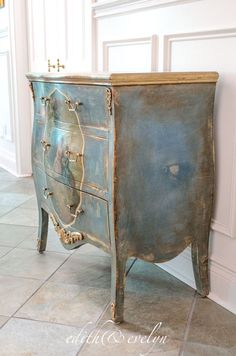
[43, 122, 109, 195]
[45, 174, 110, 247]
[33, 166, 53, 213]
[33, 82, 110, 129]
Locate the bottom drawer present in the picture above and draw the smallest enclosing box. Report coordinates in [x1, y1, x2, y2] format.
[44, 173, 110, 248]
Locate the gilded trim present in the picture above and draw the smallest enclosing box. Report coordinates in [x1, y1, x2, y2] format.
[106, 88, 112, 116]
[26, 71, 219, 86]
[43, 87, 85, 229]
[50, 213, 84, 244]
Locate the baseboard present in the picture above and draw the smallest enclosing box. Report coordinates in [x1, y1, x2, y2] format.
[0, 148, 32, 178]
[157, 247, 236, 315]
[0, 149, 17, 176]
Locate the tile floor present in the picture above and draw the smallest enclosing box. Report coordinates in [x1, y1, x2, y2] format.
[0, 167, 235, 356]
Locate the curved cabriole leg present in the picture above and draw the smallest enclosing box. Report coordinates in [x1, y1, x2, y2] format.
[191, 228, 210, 297]
[37, 207, 49, 253]
[111, 256, 127, 323]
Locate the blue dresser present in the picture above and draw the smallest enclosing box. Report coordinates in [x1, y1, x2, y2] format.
[27, 72, 218, 322]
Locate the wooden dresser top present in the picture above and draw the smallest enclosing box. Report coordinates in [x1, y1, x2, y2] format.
[26, 72, 219, 86]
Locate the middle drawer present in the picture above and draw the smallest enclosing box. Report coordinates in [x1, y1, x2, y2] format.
[43, 123, 109, 198]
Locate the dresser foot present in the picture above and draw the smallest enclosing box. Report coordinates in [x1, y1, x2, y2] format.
[191, 239, 209, 297]
[37, 207, 49, 253]
[111, 257, 127, 323]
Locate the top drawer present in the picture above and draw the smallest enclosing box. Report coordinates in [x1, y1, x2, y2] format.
[33, 82, 111, 129]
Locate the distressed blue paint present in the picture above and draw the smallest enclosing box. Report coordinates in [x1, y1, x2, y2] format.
[28, 73, 218, 323]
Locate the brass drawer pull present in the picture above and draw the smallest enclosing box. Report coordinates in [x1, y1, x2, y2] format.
[65, 150, 83, 162]
[48, 59, 56, 72]
[40, 140, 51, 151]
[40, 96, 50, 105]
[57, 59, 65, 72]
[43, 188, 53, 199]
[66, 204, 84, 218]
[65, 99, 82, 112]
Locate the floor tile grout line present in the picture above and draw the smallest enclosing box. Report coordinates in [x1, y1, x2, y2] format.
[178, 291, 197, 356]
[76, 300, 111, 356]
[0, 229, 39, 259]
[0, 205, 29, 219]
[126, 258, 137, 275]
[76, 258, 138, 355]
[0, 223, 38, 228]
[0, 194, 35, 206]
[0, 272, 62, 282]
[9, 251, 75, 321]
[11, 315, 89, 329]
[0, 230, 71, 258]
[0, 317, 10, 330]
[0, 246, 16, 259]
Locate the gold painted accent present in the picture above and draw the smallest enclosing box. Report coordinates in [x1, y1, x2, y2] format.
[44, 87, 86, 229]
[37, 239, 41, 250]
[106, 88, 112, 116]
[111, 303, 116, 320]
[49, 213, 84, 244]
[29, 82, 35, 100]
[48, 59, 56, 72]
[57, 58, 65, 72]
[26, 71, 219, 86]
[66, 204, 84, 218]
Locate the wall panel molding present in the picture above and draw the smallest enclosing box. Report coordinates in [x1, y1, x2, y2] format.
[0, 146, 16, 175]
[157, 246, 236, 315]
[28, 0, 47, 62]
[0, 51, 14, 142]
[92, 0, 202, 18]
[0, 28, 8, 38]
[102, 35, 158, 71]
[163, 27, 236, 240]
[163, 28, 236, 71]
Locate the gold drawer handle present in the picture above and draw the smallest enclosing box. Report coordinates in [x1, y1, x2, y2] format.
[57, 58, 65, 72]
[66, 204, 84, 218]
[64, 99, 82, 112]
[40, 140, 51, 151]
[48, 59, 56, 72]
[43, 188, 53, 199]
[65, 150, 83, 162]
[40, 96, 50, 105]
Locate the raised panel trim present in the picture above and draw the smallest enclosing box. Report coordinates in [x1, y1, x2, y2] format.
[211, 219, 232, 239]
[163, 27, 236, 239]
[92, 0, 203, 18]
[157, 246, 236, 315]
[163, 28, 236, 71]
[64, 0, 69, 60]
[28, 0, 47, 61]
[0, 50, 14, 142]
[0, 146, 16, 175]
[102, 35, 158, 71]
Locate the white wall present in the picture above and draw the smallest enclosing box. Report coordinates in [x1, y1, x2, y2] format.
[0, 0, 32, 176]
[91, 0, 236, 314]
